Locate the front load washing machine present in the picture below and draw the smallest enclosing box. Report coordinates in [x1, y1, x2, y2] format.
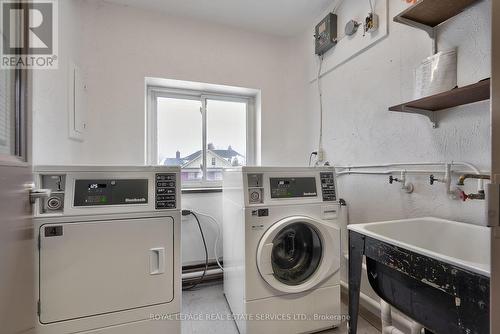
[33, 166, 181, 334]
[223, 167, 342, 334]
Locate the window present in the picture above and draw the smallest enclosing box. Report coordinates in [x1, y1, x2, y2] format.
[156, 97, 203, 182]
[148, 85, 256, 187]
[206, 99, 247, 181]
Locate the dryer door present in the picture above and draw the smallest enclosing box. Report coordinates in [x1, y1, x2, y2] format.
[39, 216, 175, 324]
[256, 216, 340, 294]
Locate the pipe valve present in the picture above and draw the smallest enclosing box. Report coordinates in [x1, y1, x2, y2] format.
[389, 172, 414, 194]
[429, 174, 445, 185]
[389, 176, 399, 184]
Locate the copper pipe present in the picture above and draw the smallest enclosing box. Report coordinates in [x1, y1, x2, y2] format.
[457, 174, 490, 186]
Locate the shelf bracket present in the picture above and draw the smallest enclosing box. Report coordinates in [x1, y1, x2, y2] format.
[393, 16, 434, 37]
[401, 106, 438, 128]
[393, 16, 437, 54]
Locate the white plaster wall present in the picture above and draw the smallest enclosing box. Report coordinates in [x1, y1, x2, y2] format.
[32, 0, 313, 265]
[31, 0, 491, 267]
[181, 192, 223, 266]
[300, 0, 491, 227]
[75, 0, 310, 166]
[32, 0, 84, 165]
[293, 0, 491, 317]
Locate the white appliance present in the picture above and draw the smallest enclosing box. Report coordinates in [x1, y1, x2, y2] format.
[223, 167, 342, 334]
[33, 166, 181, 334]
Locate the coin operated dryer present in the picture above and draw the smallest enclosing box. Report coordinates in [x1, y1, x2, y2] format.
[32, 165, 181, 334]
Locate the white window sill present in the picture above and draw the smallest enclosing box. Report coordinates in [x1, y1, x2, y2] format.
[181, 187, 222, 194]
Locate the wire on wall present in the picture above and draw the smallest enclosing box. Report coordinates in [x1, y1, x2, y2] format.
[316, 54, 325, 166]
[193, 210, 224, 271]
[182, 210, 209, 291]
[311, 0, 342, 167]
[332, 0, 345, 13]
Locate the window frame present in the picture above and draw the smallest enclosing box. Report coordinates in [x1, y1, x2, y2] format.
[147, 86, 257, 188]
[0, 4, 29, 164]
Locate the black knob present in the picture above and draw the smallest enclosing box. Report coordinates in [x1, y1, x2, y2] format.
[389, 176, 399, 184]
[430, 175, 436, 185]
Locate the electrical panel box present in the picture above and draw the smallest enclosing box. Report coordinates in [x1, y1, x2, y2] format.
[68, 62, 87, 142]
[315, 13, 338, 55]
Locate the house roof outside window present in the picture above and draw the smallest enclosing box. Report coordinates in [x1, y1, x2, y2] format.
[160, 144, 245, 168]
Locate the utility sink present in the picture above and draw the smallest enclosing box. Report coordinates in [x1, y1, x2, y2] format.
[347, 217, 491, 334]
[349, 217, 490, 277]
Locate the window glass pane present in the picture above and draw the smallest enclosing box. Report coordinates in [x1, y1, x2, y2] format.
[157, 97, 202, 182]
[206, 99, 247, 181]
[0, 67, 16, 156]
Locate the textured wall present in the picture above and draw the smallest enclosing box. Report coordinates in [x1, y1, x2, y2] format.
[73, 0, 310, 167]
[32, 0, 85, 165]
[30, 0, 491, 268]
[65, 0, 312, 265]
[300, 0, 491, 227]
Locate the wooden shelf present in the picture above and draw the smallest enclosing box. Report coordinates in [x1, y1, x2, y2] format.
[394, 0, 481, 34]
[389, 78, 490, 128]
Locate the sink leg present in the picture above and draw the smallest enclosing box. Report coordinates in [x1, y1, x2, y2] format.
[348, 231, 365, 334]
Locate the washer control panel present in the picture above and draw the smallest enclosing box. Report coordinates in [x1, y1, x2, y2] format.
[320, 172, 336, 201]
[244, 169, 338, 205]
[155, 173, 177, 209]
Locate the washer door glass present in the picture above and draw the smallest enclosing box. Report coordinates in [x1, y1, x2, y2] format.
[271, 222, 322, 285]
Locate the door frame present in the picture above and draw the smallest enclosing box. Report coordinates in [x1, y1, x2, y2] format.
[491, 0, 500, 332]
[0, 2, 34, 332]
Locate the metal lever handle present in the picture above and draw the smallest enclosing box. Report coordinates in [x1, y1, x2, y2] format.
[29, 188, 51, 204]
[389, 176, 400, 184]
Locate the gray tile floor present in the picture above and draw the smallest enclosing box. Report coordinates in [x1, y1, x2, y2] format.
[182, 282, 380, 334]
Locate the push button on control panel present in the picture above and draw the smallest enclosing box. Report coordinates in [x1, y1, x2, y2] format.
[155, 173, 176, 210]
[320, 172, 336, 201]
[156, 188, 175, 194]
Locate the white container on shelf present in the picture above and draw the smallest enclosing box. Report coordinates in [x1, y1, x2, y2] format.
[414, 49, 457, 99]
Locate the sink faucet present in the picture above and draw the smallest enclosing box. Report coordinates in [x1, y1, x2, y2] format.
[456, 174, 490, 201]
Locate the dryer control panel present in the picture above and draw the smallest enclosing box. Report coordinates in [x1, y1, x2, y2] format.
[74, 179, 148, 206]
[34, 166, 181, 216]
[155, 173, 177, 209]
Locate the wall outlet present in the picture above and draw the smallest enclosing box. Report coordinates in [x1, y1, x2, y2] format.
[364, 13, 379, 33]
